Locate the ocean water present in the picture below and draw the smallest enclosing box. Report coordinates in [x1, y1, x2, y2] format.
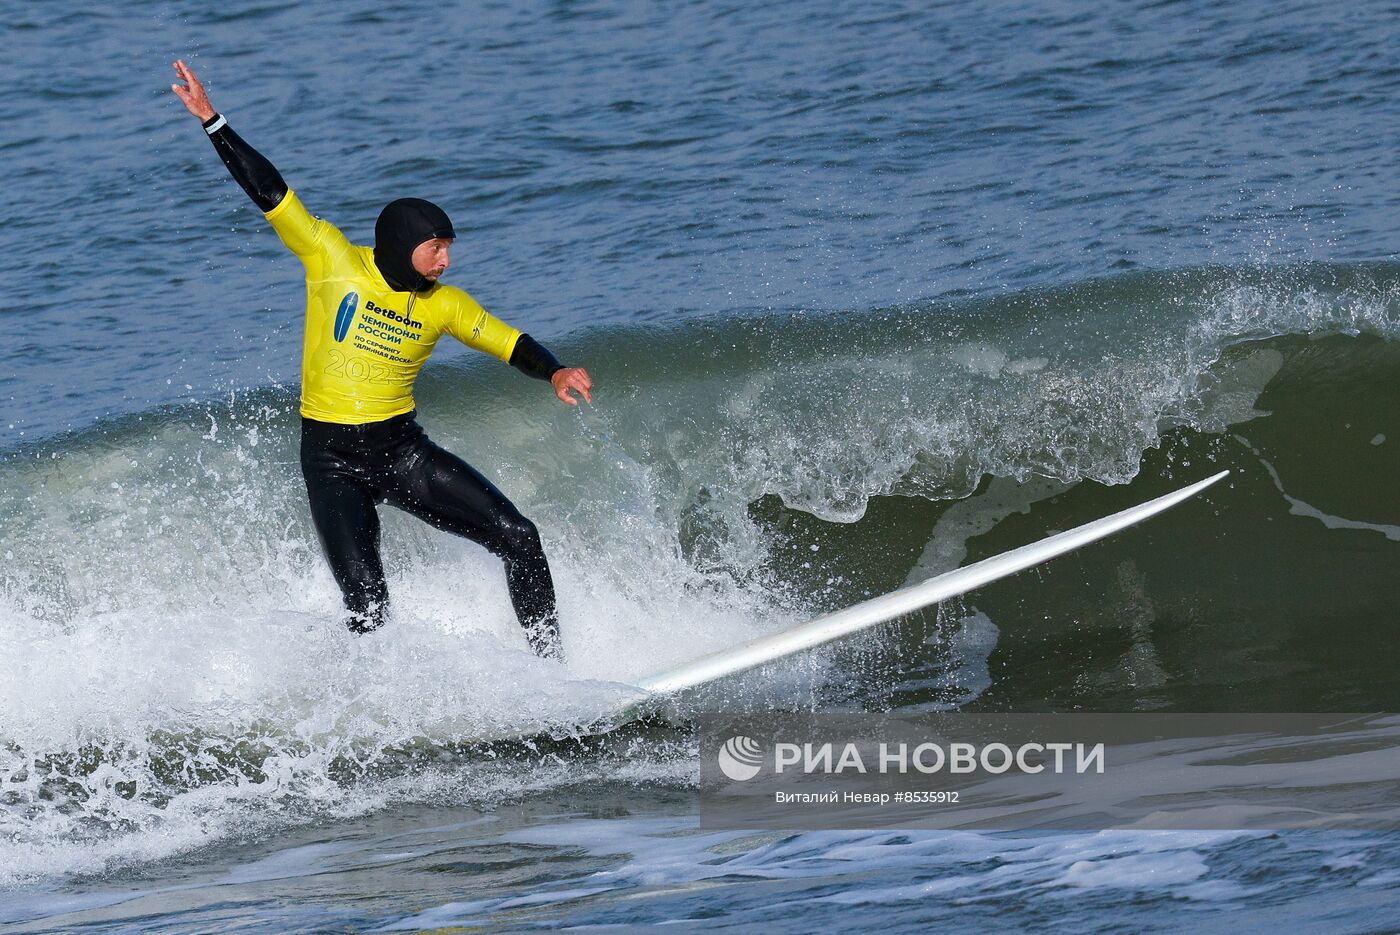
[2, 0, 1398, 931]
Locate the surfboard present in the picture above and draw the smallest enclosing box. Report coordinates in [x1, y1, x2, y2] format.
[627, 470, 1228, 698]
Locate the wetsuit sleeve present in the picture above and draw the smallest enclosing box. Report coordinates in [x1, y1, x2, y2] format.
[201, 113, 352, 271]
[440, 287, 522, 363]
[201, 113, 287, 212]
[509, 334, 565, 380]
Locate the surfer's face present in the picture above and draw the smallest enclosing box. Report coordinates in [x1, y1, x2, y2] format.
[411, 238, 452, 282]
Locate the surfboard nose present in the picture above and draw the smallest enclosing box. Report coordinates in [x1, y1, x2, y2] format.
[632, 471, 1230, 696]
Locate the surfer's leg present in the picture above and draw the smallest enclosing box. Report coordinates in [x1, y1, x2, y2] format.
[384, 435, 561, 658]
[301, 442, 389, 633]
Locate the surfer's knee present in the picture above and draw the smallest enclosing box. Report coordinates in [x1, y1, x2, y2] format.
[494, 510, 544, 560]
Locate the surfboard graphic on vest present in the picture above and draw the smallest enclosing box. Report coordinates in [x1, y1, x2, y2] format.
[333, 291, 359, 343]
[622, 471, 1228, 706]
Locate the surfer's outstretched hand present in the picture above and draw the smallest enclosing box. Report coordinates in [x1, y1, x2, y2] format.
[551, 367, 593, 406]
[170, 59, 216, 122]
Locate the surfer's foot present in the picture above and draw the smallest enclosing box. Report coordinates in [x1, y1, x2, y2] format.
[346, 608, 385, 634]
[526, 619, 563, 661]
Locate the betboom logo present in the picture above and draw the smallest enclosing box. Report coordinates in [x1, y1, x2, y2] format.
[718, 736, 764, 781]
[333, 291, 359, 342]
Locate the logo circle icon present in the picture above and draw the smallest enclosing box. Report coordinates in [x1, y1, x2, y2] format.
[717, 735, 763, 781]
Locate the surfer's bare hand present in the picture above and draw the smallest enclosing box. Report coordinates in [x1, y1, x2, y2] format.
[170, 59, 216, 122]
[551, 367, 593, 406]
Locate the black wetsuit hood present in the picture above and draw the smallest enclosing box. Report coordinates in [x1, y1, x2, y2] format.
[373, 198, 456, 293]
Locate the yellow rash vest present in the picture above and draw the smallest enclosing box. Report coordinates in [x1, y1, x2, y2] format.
[264, 191, 521, 424]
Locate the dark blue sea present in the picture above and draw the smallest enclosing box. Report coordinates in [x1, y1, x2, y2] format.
[2, 1, 1398, 931]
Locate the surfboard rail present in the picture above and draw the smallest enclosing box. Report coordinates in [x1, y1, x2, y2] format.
[633, 470, 1229, 696]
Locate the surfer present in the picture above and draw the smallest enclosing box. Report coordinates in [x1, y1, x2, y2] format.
[170, 59, 589, 659]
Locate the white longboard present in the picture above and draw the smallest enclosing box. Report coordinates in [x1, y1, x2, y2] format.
[628, 470, 1228, 698]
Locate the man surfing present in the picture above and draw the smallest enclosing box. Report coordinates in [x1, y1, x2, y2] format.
[171, 59, 590, 659]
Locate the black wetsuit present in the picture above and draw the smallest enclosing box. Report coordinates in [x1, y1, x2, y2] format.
[200, 112, 564, 657]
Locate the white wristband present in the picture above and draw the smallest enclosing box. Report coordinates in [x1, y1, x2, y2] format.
[203, 114, 227, 135]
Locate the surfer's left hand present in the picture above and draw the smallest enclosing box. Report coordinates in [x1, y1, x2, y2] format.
[551, 367, 593, 406]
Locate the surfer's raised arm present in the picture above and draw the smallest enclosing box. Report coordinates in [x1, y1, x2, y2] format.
[170, 59, 288, 213]
[170, 59, 591, 406]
